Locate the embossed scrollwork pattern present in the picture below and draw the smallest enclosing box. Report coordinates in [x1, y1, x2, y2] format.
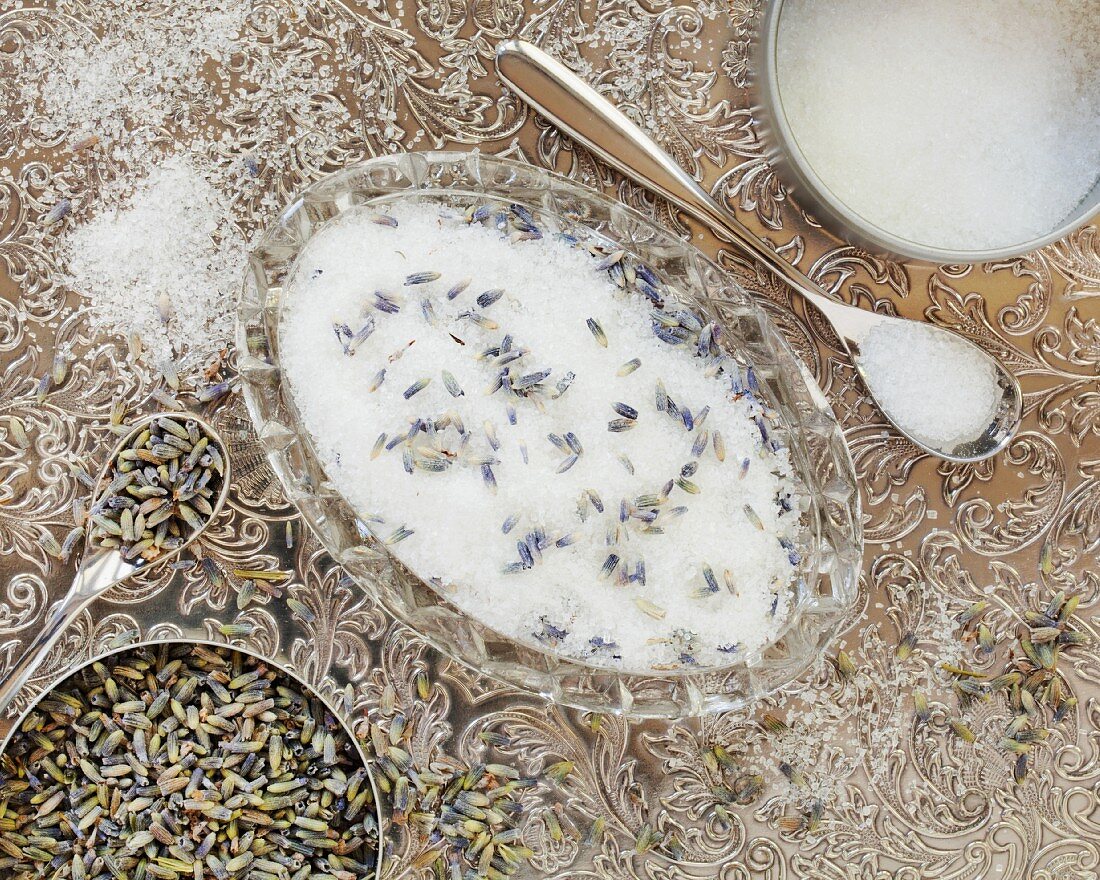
[0, 0, 1097, 877]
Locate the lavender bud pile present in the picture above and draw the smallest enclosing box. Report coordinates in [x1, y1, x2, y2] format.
[0, 643, 377, 880]
[928, 589, 1086, 783]
[88, 417, 225, 563]
[367, 674, 539, 879]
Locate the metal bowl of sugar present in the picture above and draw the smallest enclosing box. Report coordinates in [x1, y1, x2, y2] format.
[238, 151, 863, 719]
[753, 0, 1100, 263]
[0, 639, 383, 880]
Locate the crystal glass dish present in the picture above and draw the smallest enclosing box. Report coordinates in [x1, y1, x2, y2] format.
[238, 152, 862, 718]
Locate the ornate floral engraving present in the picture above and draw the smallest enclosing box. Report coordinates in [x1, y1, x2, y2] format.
[0, 0, 1097, 877]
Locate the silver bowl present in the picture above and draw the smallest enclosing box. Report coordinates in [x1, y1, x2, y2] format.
[754, 0, 1100, 264]
[0, 638, 384, 877]
[238, 151, 862, 718]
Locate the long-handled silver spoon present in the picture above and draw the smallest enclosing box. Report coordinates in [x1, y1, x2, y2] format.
[0, 412, 230, 715]
[495, 39, 1023, 462]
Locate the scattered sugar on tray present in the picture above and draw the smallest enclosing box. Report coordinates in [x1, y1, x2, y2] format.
[857, 321, 1000, 450]
[776, 0, 1100, 251]
[279, 202, 807, 672]
[12, 0, 352, 375]
[61, 155, 245, 367]
[18, 0, 247, 148]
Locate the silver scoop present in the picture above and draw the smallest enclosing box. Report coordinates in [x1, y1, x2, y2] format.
[0, 412, 230, 716]
[495, 39, 1023, 463]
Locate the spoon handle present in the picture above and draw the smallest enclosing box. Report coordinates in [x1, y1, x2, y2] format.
[0, 550, 135, 717]
[494, 40, 854, 333]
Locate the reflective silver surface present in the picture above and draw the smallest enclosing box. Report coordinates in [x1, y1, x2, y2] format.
[1, 1, 1097, 875]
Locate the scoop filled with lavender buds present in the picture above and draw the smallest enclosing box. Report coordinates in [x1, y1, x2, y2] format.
[0, 641, 380, 880]
[0, 414, 230, 718]
[87, 415, 226, 563]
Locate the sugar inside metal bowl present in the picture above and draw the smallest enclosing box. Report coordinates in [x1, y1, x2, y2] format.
[755, 0, 1100, 262]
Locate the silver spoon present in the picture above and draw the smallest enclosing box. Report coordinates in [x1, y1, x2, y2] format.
[495, 39, 1022, 462]
[0, 412, 230, 715]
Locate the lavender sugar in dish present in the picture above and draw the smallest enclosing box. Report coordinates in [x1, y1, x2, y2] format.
[278, 202, 809, 673]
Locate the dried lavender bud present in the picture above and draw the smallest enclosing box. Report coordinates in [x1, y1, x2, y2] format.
[0, 643, 378, 880]
[87, 418, 225, 563]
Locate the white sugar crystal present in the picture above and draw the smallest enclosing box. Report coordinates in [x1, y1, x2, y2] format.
[280, 203, 808, 672]
[15, 0, 348, 376]
[857, 321, 1000, 449]
[61, 156, 245, 367]
[19, 0, 246, 148]
[776, 0, 1100, 251]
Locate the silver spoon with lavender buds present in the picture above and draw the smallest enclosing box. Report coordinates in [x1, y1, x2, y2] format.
[495, 39, 1023, 463]
[0, 412, 229, 715]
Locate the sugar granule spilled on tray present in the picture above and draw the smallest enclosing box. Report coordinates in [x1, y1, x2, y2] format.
[278, 202, 808, 673]
[856, 321, 1000, 450]
[61, 155, 245, 369]
[17, 0, 246, 148]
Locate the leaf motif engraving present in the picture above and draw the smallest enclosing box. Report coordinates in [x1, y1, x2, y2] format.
[956, 433, 1066, 556]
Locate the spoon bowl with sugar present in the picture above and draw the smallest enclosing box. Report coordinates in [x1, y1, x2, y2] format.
[494, 39, 1023, 463]
[0, 411, 230, 715]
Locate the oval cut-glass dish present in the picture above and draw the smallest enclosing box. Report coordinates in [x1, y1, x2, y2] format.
[238, 152, 862, 718]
